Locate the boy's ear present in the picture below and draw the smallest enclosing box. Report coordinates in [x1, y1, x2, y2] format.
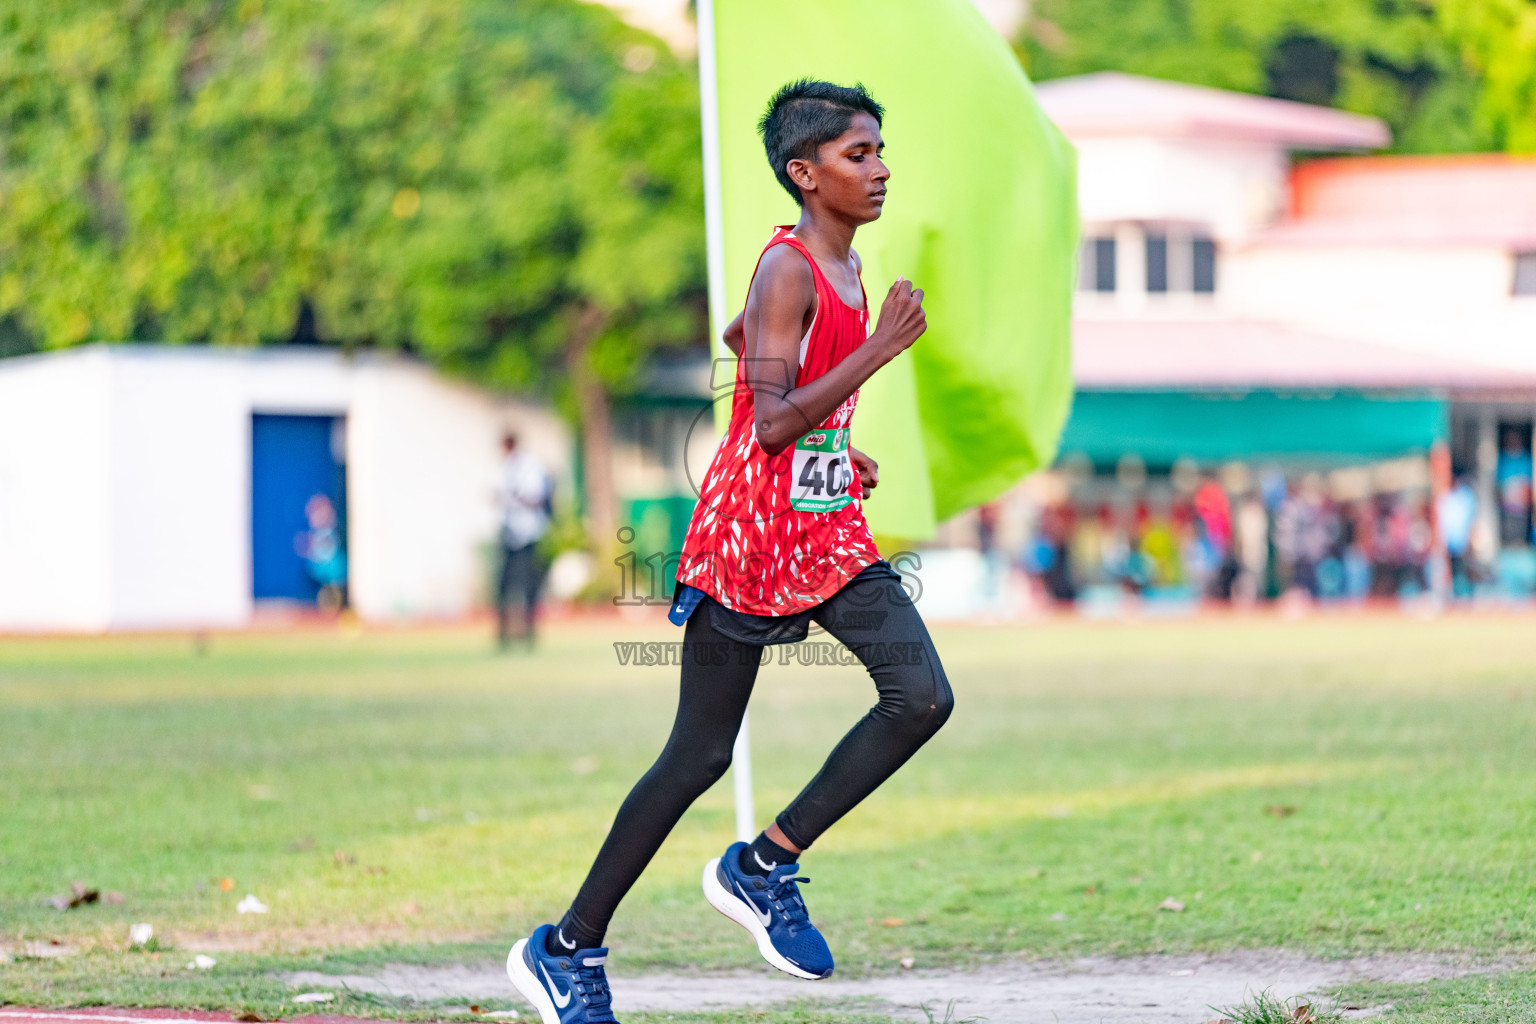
[786, 157, 817, 197]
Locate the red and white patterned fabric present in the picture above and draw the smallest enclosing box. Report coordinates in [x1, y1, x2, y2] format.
[676, 227, 881, 616]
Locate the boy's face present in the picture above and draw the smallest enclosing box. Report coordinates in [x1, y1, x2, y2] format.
[794, 112, 888, 223]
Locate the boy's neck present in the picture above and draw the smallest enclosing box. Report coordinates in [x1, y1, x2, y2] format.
[791, 205, 857, 262]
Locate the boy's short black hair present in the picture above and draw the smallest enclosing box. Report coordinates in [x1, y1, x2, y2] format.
[758, 79, 884, 206]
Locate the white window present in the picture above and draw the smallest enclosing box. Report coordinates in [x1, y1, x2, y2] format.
[1145, 231, 1216, 294]
[1515, 252, 1536, 296]
[1078, 235, 1116, 293]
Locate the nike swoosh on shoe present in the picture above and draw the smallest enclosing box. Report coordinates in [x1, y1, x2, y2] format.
[539, 962, 573, 1008]
[736, 880, 773, 926]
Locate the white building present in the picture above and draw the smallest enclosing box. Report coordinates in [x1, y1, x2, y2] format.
[921, 72, 1536, 608]
[1039, 71, 1389, 263]
[1230, 155, 1536, 373]
[1037, 72, 1536, 380]
[0, 346, 568, 632]
[1030, 72, 1536, 573]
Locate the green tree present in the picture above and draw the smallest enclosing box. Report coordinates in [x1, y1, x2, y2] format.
[1436, 0, 1536, 152]
[1019, 0, 1494, 153]
[0, 0, 706, 552]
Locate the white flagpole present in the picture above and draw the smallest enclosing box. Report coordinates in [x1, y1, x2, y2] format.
[731, 716, 756, 844]
[696, 0, 756, 845]
[695, 0, 728, 338]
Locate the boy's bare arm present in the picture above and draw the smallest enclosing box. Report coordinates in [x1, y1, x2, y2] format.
[747, 251, 927, 457]
[721, 312, 745, 356]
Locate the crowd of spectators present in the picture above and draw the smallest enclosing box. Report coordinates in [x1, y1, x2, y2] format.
[1020, 467, 1459, 606]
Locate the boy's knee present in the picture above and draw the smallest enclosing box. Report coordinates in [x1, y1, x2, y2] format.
[658, 741, 734, 795]
[913, 679, 953, 734]
[882, 671, 953, 738]
[695, 744, 735, 787]
[931, 682, 955, 726]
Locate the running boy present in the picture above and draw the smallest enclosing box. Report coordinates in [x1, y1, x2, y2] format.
[509, 79, 953, 1024]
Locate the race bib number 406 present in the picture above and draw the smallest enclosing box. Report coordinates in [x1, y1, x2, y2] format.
[791, 428, 854, 513]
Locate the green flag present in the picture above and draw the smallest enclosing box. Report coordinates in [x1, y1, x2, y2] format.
[705, 0, 1078, 539]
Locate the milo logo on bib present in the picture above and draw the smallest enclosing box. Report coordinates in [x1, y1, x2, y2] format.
[791, 428, 854, 513]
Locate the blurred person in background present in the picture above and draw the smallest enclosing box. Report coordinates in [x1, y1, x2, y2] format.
[1409, 496, 1436, 590]
[1038, 502, 1078, 604]
[1496, 427, 1533, 546]
[1340, 500, 1374, 601]
[295, 493, 348, 612]
[1023, 501, 1077, 605]
[976, 502, 1002, 601]
[1274, 481, 1306, 596]
[1437, 476, 1478, 599]
[1104, 503, 1149, 593]
[1373, 494, 1425, 597]
[1193, 476, 1237, 600]
[495, 431, 553, 650]
[1276, 475, 1333, 600]
[1233, 491, 1269, 604]
[1138, 500, 1179, 591]
[1368, 494, 1395, 596]
[1071, 503, 1108, 592]
[1273, 481, 1299, 595]
[1309, 488, 1347, 602]
[1299, 476, 1335, 599]
[1174, 501, 1204, 590]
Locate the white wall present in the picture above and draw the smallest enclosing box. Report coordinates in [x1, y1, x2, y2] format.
[242, 349, 355, 414]
[1073, 136, 1290, 243]
[106, 352, 250, 629]
[0, 350, 115, 631]
[348, 363, 507, 621]
[100, 349, 356, 630]
[1226, 243, 1536, 370]
[1070, 133, 1536, 374]
[0, 346, 570, 632]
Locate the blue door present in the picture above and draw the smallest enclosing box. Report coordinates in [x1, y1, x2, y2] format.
[251, 414, 346, 602]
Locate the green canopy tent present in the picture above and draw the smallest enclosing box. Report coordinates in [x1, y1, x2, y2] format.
[1060, 390, 1450, 468]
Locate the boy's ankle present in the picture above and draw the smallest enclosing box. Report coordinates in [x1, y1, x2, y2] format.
[739, 831, 799, 876]
[545, 915, 601, 957]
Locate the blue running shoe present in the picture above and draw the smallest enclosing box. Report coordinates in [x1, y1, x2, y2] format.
[702, 840, 834, 979]
[507, 924, 620, 1024]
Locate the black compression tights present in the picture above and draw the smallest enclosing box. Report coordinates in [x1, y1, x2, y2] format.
[559, 574, 954, 944]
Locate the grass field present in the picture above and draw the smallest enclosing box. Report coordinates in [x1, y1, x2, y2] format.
[3, 613, 1536, 1021]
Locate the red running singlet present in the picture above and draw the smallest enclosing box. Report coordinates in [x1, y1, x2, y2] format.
[675, 227, 882, 616]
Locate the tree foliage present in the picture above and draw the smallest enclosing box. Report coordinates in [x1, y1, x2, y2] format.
[1019, 0, 1534, 154]
[0, 0, 705, 388]
[1436, 0, 1536, 152]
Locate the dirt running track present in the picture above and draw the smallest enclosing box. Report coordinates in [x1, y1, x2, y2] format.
[2, 952, 1518, 1024]
[0, 1012, 384, 1024]
[285, 950, 1515, 1023]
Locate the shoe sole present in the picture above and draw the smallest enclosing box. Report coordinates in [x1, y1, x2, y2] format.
[701, 856, 828, 980]
[506, 939, 563, 1024]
